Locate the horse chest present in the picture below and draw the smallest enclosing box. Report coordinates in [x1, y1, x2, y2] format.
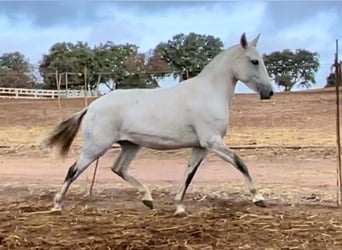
[214, 116, 229, 137]
[198, 104, 229, 136]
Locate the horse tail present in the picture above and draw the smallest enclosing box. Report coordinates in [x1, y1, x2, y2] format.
[43, 107, 88, 158]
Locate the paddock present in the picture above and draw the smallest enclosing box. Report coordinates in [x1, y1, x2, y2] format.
[1, 89, 342, 249]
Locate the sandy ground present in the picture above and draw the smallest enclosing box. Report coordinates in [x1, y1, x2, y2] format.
[1, 89, 342, 249]
[0, 150, 337, 193]
[1, 151, 341, 249]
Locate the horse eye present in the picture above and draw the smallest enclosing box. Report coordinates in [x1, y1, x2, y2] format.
[251, 59, 259, 65]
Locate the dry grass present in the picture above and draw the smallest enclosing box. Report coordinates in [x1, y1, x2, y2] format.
[0, 126, 335, 161]
[225, 127, 335, 147]
[0, 89, 338, 159]
[1, 185, 342, 250]
[0, 126, 334, 148]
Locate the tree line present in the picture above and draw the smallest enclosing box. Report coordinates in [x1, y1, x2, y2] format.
[0, 32, 326, 92]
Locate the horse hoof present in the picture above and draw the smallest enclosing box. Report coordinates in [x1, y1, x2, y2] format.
[142, 200, 154, 209]
[174, 210, 188, 217]
[50, 207, 63, 215]
[254, 200, 267, 207]
[174, 207, 188, 217]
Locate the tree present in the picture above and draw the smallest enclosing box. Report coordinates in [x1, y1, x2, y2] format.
[325, 72, 336, 87]
[93, 42, 141, 90]
[121, 51, 171, 89]
[39, 41, 164, 90]
[0, 52, 36, 88]
[154, 32, 224, 81]
[324, 62, 342, 88]
[263, 49, 320, 91]
[39, 42, 97, 89]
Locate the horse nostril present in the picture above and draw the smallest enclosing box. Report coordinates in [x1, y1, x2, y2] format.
[260, 89, 274, 100]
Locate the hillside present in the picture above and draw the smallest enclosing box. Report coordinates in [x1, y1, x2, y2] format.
[0, 88, 338, 158]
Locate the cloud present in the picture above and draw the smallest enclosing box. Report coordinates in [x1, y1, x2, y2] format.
[0, 1, 108, 27]
[0, 1, 219, 27]
[266, 1, 342, 30]
[0, 1, 341, 92]
[0, 17, 90, 63]
[257, 8, 340, 91]
[0, 1, 268, 61]
[88, 1, 267, 52]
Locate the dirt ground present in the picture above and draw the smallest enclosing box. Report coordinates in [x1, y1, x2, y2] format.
[1, 89, 342, 249]
[1, 152, 342, 250]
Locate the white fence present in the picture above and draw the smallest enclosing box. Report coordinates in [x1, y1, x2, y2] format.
[0, 87, 98, 99]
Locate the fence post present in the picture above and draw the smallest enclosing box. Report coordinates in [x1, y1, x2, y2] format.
[335, 39, 342, 206]
[84, 66, 88, 106]
[65, 72, 68, 98]
[56, 70, 62, 121]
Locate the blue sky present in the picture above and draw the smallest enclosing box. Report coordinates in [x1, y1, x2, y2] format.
[0, 0, 341, 93]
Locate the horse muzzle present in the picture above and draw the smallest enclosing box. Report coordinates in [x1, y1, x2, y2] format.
[259, 89, 274, 100]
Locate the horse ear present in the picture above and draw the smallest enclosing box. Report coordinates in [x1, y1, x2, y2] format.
[250, 33, 260, 47]
[240, 33, 248, 49]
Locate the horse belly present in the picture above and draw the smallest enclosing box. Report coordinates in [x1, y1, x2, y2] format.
[120, 125, 200, 150]
[128, 133, 200, 149]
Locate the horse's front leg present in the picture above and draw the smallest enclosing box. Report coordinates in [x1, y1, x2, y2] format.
[207, 137, 266, 207]
[174, 147, 208, 216]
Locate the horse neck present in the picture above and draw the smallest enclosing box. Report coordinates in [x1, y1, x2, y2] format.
[194, 47, 239, 106]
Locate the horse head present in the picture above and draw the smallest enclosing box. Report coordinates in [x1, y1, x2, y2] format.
[232, 33, 274, 100]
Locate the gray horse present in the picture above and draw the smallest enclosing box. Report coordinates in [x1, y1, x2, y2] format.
[43, 33, 273, 216]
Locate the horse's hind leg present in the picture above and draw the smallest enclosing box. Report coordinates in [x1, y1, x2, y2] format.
[53, 144, 112, 211]
[111, 141, 154, 209]
[52, 154, 97, 211]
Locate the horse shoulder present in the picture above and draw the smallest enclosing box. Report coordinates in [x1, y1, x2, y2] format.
[187, 95, 230, 146]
